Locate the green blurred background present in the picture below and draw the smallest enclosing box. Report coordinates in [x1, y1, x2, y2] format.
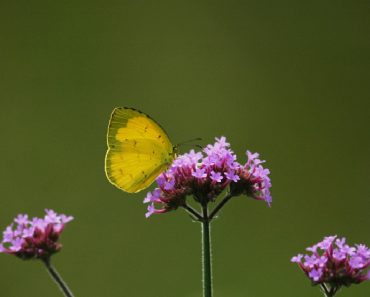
[0, 1, 369, 296]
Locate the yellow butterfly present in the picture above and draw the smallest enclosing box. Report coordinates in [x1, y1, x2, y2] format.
[105, 107, 176, 193]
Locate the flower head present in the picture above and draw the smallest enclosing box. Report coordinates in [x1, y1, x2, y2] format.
[291, 236, 370, 292]
[144, 136, 272, 217]
[0, 209, 73, 260]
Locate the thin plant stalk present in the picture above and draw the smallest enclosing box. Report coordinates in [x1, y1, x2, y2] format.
[202, 204, 212, 297]
[182, 203, 203, 221]
[320, 283, 340, 297]
[42, 258, 75, 297]
[209, 192, 233, 220]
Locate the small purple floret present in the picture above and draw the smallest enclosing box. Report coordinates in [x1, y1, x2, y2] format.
[291, 254, 303, 263]
[225, 171, 240, 182]
[192, 168, 207, 179]
[210, 171, 223, 183]
[309, 268, 323, 282]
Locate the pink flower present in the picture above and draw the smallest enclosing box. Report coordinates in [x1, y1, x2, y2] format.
[291, 235, 370, 295]
[0, 209, 73, 260]
[144, 137, 272, 217]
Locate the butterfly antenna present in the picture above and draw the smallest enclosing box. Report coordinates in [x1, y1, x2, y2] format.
[175, 138, 203, 152]
[176, 137, 202, 147]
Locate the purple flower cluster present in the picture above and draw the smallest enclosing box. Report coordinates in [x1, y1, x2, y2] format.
[291, 236, 370, 287]
[144, 136, 272, 217]
[0, 209, 73, 260]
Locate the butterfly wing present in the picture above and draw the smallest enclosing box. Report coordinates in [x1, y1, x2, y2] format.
[105, 107, 175, 193]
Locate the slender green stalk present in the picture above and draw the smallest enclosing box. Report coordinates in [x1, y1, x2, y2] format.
[42, 258, 75, 297]
[320, 284, 329, 297]
[209, 192, 233, 220]
[320, 283, 339, 297]
[182, 203, 203, 221]
[201, 205, 212, 297]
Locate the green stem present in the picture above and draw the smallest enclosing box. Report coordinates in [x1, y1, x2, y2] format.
[201, 205, 212, 297]
[320, 284, 338, 297]
[182, 203, 203, 221]
[209, 192, 233, 221]
[320, 284, 329, 297]
[42, 258, 75, 297]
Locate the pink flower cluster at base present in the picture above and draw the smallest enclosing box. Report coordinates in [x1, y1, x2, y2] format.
[0, 209, 73, 260]
[291, 236, 370, 288]
[144, 136, 272, 217]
